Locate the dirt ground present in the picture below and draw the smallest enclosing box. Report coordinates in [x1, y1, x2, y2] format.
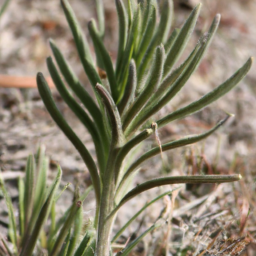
[0, 0, 256, 255]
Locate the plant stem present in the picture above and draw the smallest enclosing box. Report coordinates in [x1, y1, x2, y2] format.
[95, 148, 118, 256]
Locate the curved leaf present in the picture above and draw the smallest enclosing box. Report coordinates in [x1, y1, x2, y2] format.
[118, 116, 230, 193]
[88, 19, 118, 101]
[47, 56, 106, 174]
[36, 73, 100, 204]
[163, 3, 201, 77]
[157, 57, 253, 128]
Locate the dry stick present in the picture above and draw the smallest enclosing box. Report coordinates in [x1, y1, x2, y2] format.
[151, 122, 163, 159]
[0, 75, 54, 88]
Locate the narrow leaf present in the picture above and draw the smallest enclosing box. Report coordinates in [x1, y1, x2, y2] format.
[164, 28, 180, 54]
[0, 176, 18, 252]
[88, 19, 118, 102]
[0, 238, 13, 256]
[115, 128, 153, 185]
[60, 0, 103, 98]
[116, 5, 141, 99]
[163, 3, 201, 77]
[135, 2, 157, 67]
[126, 14, 223, 134]
[49, 39, 109, 152]
[96, 84, 124, 146]
[24, 155, 35, 231]
[37, 73, 100, 205]
[117, 59, 137, 115]
[113, 175, 241, 218]
[148, 41, 201, 108]
[60, 0, 93, 65]
[27, 157, 49, 240]
[123, 45, 165, 132]
[137, 0, 173, 84]
[155, 0, 173, 44]
[74, 230, 95, 256]
[95, 0, 105, 37]
[34, 145, 47, 204]
[128, 40, 202, 134]
[18, 178, 25, 237]
[157, 57, 253, 128]
[47, 57, 106, 173]
[48, 186, 93, 249]
[20, 166, 62, 256]
[50, 195, 81, 256]
[116, 0, 129, 71]
[118, 116, 230, 193]
[66, 201, 83, 256]
[58, 231, 71, 256]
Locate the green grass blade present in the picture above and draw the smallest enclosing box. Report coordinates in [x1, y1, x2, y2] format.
[157, 57, 253, 128]
[34, 145, 47, 195]
[88, 19, 119, 102]
[34, 146, 48, 211]
[163, 3, 201, 78]
[47, 57, 106, 174]
[50, 194, 81, 256]
[0, 176, 18, 252]
[50, 199, 56, 239]
[112, 190, 172, 242]
[116, 0, 129, 72]
[58, 231, 71, 256]
[116, 219, 166, 256]
[126, 14, 222, 134]
[118, 116, 230, 194]
[37, 73, 101, 205]
[26, 157, 49, 242]
[66, 201, 83, 256]
[123, 45, 165, 132]
[74, 231, 93, 256]
[81, 237, 96, 256]
[117, 59, 137, 116]
[48, 186, 93, 248]
[24, 155, 35, 231]
[49, 39, 109, 152]
[20, 166, 62, 256]
[18, 177, 25, 238]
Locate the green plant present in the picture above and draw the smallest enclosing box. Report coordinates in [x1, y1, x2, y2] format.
[1, 0, 251, 255]
[36, 0, 252, 254]
[0, 146, 93, 256]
